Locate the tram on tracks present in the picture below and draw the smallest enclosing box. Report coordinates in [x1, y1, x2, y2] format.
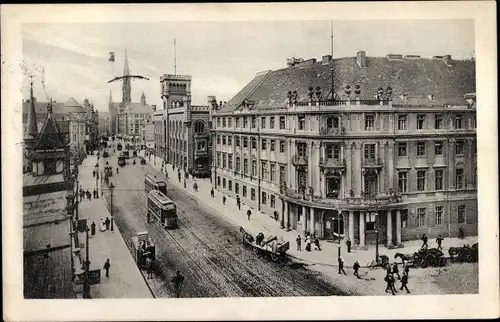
[147, 189, 178, 229]
[144, 174, 167, 195]
[117, 143, 123, 151]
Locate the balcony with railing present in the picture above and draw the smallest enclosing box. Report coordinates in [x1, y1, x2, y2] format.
[362, 157, 384, 168]
[318, 126, 346, 136]
[319, 157, 346, 169]
[291, 154, 308, 166]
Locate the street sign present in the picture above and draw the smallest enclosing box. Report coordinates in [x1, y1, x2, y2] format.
[88, 269, 101, 285]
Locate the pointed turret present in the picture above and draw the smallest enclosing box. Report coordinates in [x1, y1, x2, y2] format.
[25, 76, 38, 143]
[33, 102, 66, 151]
[122, 49, 132, 104]
[123, 49, 130, 76]
[141, 91, 146, 105]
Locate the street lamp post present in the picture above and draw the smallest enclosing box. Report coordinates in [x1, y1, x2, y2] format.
[337, 209, 342, 260]
[109, 182, 115, 231]
[82, 225, 91, 298]
[375, 198, 380, 264]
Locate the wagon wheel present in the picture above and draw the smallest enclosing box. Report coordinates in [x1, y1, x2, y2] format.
[270, 253, 279, 262]
[439, 257, 447, 267]
[420, 259, 428, 268]
[466, 254, 474, 263]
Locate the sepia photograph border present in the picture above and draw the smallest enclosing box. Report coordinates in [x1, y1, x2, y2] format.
[1, 2, 498, 321]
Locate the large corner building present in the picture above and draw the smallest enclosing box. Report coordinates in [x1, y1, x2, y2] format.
[212, 52, 477, 248]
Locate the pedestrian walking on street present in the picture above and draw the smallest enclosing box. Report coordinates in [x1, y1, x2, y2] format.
[314, 237, 321, 251]
[87, 190, 92, 201]
[385, 274, 396, 295]
[171, 269, 185, 298]
[236, 195, 241, 210]
[222, 195, 226, 205]
[103, 259, 111, 278]
[93, 170, 96, 177]
[247, 209, 252, 221]
[90, 221, 96, 236]
[458, 226, 465, 239]
[346, 237, 352, 253]
[210, 188, 214, 198]
[273, 210, 279, 221]
[178, 171, 181, 182]
[93, 189, 97, 199]
[392, 262, 401, 280]
[436, 235, 444, 250]
[400, 272, 410, 293]
[338, 257, 346, 275]
[421, 233, 428, 249]
[305, 235, 312, 252]
[296, 235, 302, 251]
[105, 217, 110, 230]
[353, 260, 361, 278]
[116, 167, 119, 174]
[95, 187, 99, 198]
[403, 259, 410, 277]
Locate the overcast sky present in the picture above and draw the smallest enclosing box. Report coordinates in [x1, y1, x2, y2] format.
[22, 19, 474, 112]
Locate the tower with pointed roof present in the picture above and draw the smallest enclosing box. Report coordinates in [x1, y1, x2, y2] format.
[141, 91, 146, 105]
[122, 49, 131, 104]
[24, 75, 38, 150]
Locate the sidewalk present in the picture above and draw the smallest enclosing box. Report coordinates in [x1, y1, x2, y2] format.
[76, 154, 153, 298]
[143, 152, 477, 269]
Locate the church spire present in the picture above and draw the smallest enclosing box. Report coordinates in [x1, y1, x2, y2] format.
[141, 91, 146, 105]
[122, 49, 132, 104]
[25, 75, 38, 141]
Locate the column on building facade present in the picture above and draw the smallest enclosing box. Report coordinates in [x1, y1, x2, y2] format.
[314, 142, 321, 196]
[308, 141, 313, 188]
[302, 205, 307, 234]
[386, 209, 393, 246]
[359, 211, 365, 247]
[310, 207, 315, 236]
[281, 200, 287, 228]
[355, 143, 362, 197]
[290, 139, 296, 189]
[379, 143, 385, 193]
[348, 211, 354, 240]
[448, 139, 456, 189]
[395, 209, 402, 245]
[345, 143, 352, 196]
[284, 201, 289, 228]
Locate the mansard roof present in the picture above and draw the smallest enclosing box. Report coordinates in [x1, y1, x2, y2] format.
[223, 54, 476, 111]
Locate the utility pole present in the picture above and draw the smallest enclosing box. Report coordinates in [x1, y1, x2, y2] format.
[109, 182, 115, 231]
[82, 225, 91, 298]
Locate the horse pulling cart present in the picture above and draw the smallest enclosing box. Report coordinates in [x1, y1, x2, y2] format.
[395, 247, 447, 268]
[239, 227, 289, 262]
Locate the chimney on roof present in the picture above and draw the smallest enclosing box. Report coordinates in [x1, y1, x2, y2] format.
[356, 51, 367, 67]
[322, 55, 332, 65]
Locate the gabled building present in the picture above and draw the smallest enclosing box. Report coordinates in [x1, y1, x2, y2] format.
[212, 51, 477, 246]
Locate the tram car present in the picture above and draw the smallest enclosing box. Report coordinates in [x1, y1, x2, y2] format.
[117, 143, 123, 151]
[144, 174, 167, 195]
[147, 189, 178, 229]
[118, 153, 126, 166]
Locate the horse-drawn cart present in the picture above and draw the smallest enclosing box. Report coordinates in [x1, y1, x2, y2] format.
[395, 247, 447, 268]
[239, 227, 289, 262]
[448, 243, 478, 263]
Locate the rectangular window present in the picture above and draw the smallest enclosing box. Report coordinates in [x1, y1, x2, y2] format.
[458, 205, 466, 223]
[222, 154, 227, 168]
[279, 116, 286, 129]
[398, 171, 407, 193]
[471, 115, 476, 129]
[279, 165, 286, 184]
[242, 186, 247, 197]
[435, 206, 443, 225]
[236, 136, 240, 147]
[417, 115, 426, 130]
[222, 117, 226, 127]
[261, 192, 267, 205]
[217, 135, 221, 144]
[298, 115, 306, 130]
[455, 141, 464, 155]
[364, 144, 376, 160]
[236, 117, 240, 128]
[279, 140, 285, 153]
[252, 160, 257, 177]
[435, 141, 443, 155]
[244, 159, 248, 174]
[455, 116, 463, 129]
[261, 117, 266, 129]
[270, 117, 275, 129]
[243, 117, 248, 128]
[417, 170, 426, 191]
[217, 152, 221, 167]
[398, 115, 407, 130]
[217, 176, 221, 187]
[417, 208, 426, 227]
[455, 168, 464, 189]
[236, 157, 241, 172]
[222, 136, 226, 145]
[326, 144, 341, 159]
[251, 137, 257, 149]
[435, 115, 443, 129]
[270, 163, 276, 182]
[251, 117, 256, 128]
[228, 154, 233, 169]
[365, 114, 375, 131]
[270, 195, 276, 208]
[435, 170, 444, 190]
[228, 180, 232, 191]
[235, 183, 239, 194]
[261, 161, 268, 180]
[365, 213, 376, 230]
[243, 137, 248, 148]
[397, 142, 407, 157]
[222, 178, 226, 188]
[417, 141, 426, 156]
[251, 188, 256, 201]
[228, 117, 232, 128]
[270, 140, 276, 152]
[228, 136, 232, 146]
[217, 118, 221, 127]
[261, 139, 267, 150]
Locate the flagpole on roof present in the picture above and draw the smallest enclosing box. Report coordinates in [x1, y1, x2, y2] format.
[174, 38, 177, 75]
[330, 20, 335, 102]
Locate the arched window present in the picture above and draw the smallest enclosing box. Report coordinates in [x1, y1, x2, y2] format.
[194, 121, 205, 134]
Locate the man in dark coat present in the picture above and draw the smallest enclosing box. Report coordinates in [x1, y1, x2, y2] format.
[105, 217, 110, 230]
[346, 237, 352, 253]
[458, 227, 465, 239]
[436, 235, 444, 250]
[385, 274, 396, 295]
[90, 221, 96, 236]
[353, 260, 361, 278]
[171, 269, 185, 298]
[222, 195, 226, 205]
[247, 209, 252, 221]
[236, 195, 241, 210]
[296, 235, 302, 251]
[421, 234, 428, 249]
[210, 188, 214, 198]
[400, 272, 410, 293]
[103, 258, 111, 278]
[338, 257, 346, 275]
[392, 262, 401, 280]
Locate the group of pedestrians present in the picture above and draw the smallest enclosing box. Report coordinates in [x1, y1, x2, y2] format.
[295, 233, 321, 252]
[421, 233, 445, 250]
[79, 188, 99, 202]
[384, 262, 411, 295]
